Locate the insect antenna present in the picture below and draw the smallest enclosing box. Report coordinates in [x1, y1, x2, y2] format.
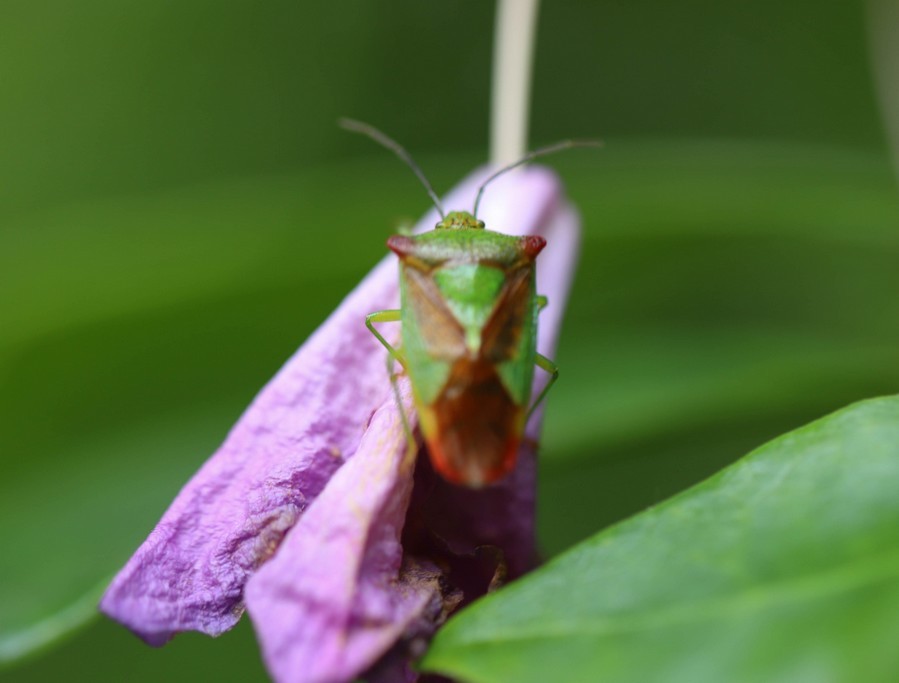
[339, 118, 446, 220]
[472, 139, 604, 219]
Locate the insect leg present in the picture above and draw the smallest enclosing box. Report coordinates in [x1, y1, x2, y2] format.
[527, 353, 559, 419]
[386, 353, 417, 464]
[366, 310, 416, 461]
[536, 295, 549, 312]
[365, 310, 405, 367]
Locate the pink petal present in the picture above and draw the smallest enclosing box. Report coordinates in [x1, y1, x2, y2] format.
[99, 255, 399, 644]
[244, 384, 451, 683]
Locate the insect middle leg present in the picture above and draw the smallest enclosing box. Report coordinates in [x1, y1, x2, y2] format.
[365, 310, 416, 459]
[527, 295, 558, 417]
[527, 353, 559, 419]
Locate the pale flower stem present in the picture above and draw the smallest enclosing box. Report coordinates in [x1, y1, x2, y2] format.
[866, 0, 899, 184]
[490, 0, 541, 167]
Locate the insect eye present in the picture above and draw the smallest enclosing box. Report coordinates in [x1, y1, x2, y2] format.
[520, 235, 547, 259]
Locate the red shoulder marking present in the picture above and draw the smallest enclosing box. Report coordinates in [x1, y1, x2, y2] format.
[519, 235, 546, 260]
[387, 234, 415, 257]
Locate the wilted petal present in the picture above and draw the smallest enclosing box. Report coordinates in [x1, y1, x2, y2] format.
[99, 255, 399, 643]
[244, 385, 455, 683]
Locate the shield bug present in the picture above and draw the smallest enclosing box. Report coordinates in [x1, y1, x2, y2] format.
[342, 119, 597, 487]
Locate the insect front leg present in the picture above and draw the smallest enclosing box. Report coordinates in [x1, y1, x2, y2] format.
[386, 353, 417, 464]
[365, 310, 405, 366]
[527, 353, 559, 419]
[536, 294, 549, 312]
[365, 310, 416, 461]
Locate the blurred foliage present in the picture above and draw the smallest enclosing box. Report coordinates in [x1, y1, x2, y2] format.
[0, 0, 884, 214]
[1, 1, 897, 681]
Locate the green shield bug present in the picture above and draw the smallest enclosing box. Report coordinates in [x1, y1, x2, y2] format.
[342, 119, 598, 487]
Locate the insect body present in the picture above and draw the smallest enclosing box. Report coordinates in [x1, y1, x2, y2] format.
[388, 212, 555, 486]
[342, 120, 588, 487]
[367, 211, 556, 487]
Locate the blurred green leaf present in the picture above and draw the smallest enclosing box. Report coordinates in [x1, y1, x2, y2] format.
[423, 396, 899, 683]
[0, 2, 878, 214]
[5, 618, 269, 683]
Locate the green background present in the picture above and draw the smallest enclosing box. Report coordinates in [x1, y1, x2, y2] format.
[1, 1, 897, 681]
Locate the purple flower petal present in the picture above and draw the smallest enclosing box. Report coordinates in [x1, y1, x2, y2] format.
[101, 163, 578, 683]
[99, 255, 400, 644]
[244, 384, 451, 683]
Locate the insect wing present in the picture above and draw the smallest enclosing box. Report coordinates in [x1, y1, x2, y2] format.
[400, 259, 538, 487]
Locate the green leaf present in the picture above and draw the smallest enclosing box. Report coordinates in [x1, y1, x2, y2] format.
[423, 395, 899, 683]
